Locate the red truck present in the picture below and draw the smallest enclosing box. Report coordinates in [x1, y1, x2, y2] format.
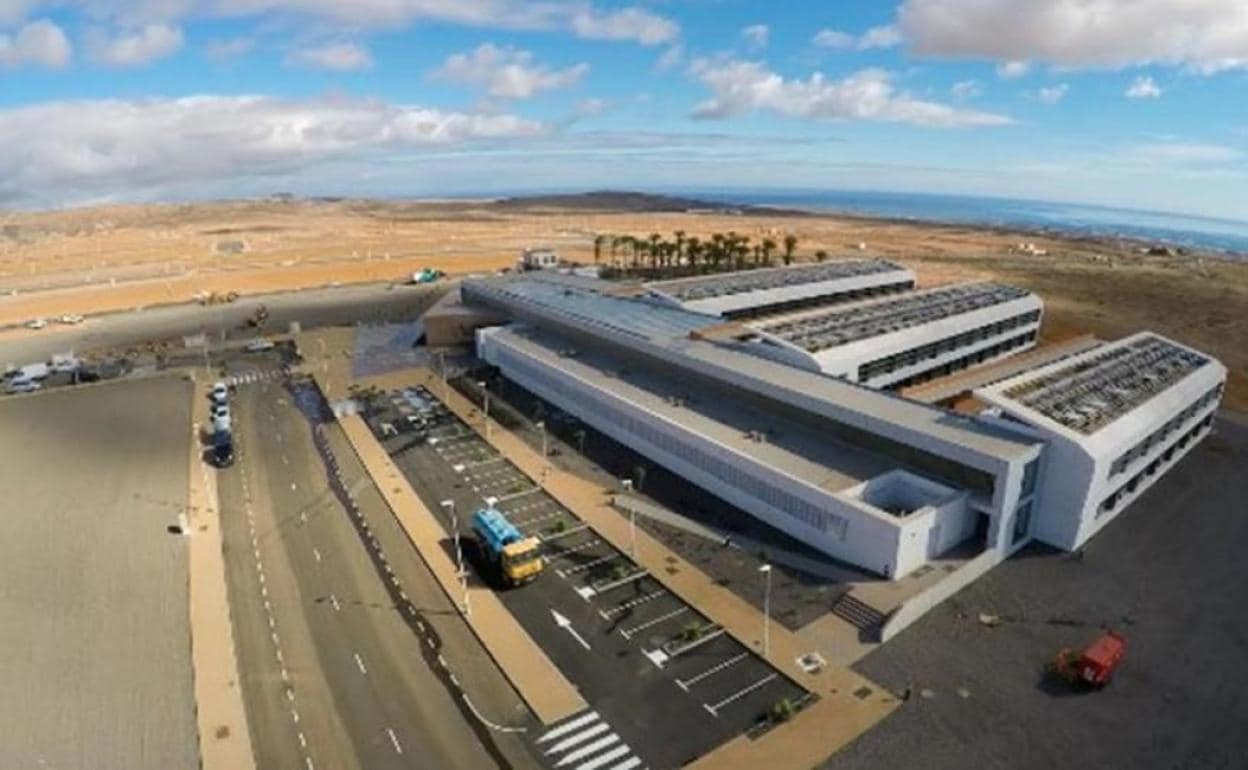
[1049, 630, 1127, 688]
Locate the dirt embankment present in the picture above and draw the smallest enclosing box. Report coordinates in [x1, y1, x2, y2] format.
[2, 198, 1245, 409]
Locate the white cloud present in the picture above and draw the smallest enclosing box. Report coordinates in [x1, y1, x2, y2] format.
[950, 79, 980, 99]
[1129, 142, 1241, 164]
[996, 59, 1030, 79]
[1126, 75, 1162, 99]
[813, 24, 901, 50]
[899, 0, 1248, 73]
[1036, 83, 1068, 104]
[0, 95, 544, 204]
[568, 6, 678, 45]
[288, 41, 373, 71]
[741, 24, 769, 51]
[689, 59, 1013, 127]
[435, 43, 588, 99]
[204, 35, 253, 60]
[87, 23, 183, 66]
[654, 43, 682, 72]
[571, 97, 611, 119]
[0, 17, 70, 68]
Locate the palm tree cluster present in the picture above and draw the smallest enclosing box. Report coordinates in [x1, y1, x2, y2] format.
[593, 230, 817, 280]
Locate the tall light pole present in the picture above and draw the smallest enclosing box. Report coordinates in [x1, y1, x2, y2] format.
[536, 420, 548, 465]
[621, 478, 636, 557]
[477, 380, 490, 438]
[759, 563, 773, 657]
[441, 499, 470, 616]
[438, 349, 449, 400]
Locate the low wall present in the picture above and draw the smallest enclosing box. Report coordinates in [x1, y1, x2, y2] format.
[878, 547, 1001, 642]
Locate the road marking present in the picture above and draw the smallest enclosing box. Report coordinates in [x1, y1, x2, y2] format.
[304, 756, 314, 770]
[312, 548, 322, 562]
[620, 606, 687, 640]
[600, 590, 666, 619]
[282, 454, 289, 465]
[353, 652, 368, 675]
[544, 722, 610, 754]
[574, 744, 631, 770]
[552, 610, 591, 650]
[676, 652, 749, 691]
[606, 758, 642, 770]
[703, 673, 778, 717]
[642, 648, 669, 669]
[387, 727, 403, 755]
[559, 552, 621, 576]
[291, 707, 300, 723]
[297, 731, 307, 749]
[556, 734, 619, 767]
[538, 711, 600, 743]
[575, 585, 597, 601]
[329, 593, 340, 611]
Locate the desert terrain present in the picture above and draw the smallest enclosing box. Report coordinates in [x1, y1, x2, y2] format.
[2, 196, 1245, 410]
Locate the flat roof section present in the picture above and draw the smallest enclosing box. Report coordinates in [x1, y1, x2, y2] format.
[646, 260, 907, 302]
[492, 325, 898, 493]
[992, 333, 1211, 435]
[901, 335, 1103, 404]
[756, 283, 1034, 353]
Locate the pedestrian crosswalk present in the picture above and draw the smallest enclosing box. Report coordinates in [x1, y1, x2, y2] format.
[224, 369, 286, 387]
[537, 710, 645, 770]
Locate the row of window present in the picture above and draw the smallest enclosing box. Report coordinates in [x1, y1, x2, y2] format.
[857, 310, 1042, 382]
[725, 280, 915, 320]
[1098, 414, 1213, 517]
[882, 330, 1037, 391]
[488, 340, 852, 540]
[1109, 383, 1224, 477]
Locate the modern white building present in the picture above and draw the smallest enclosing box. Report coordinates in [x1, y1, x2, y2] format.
[465, 276, 1046, 580]
[975, 332, 1226, 551]
[644, 260, 915, 319]
[750, 282, 1044, 389]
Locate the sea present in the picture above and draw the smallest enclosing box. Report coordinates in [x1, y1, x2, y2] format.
[679, 189, 1248, 258]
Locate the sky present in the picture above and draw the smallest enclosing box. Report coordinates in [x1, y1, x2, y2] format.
[1, 1, 1247, 220]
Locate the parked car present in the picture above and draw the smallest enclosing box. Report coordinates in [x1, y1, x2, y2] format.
[244, 338, 275, 353]
[210, 382, 229, 403]
[211, 402, 230, 421]
[56, 314, 84, 325]
[5, 378, 41, 394]
[25, 318, 47, 330]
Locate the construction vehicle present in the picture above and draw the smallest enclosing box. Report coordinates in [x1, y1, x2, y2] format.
[409, 268, 445, 285]
[470, 507, 543, 587]
[1048, 630, 1126, 689]
[247, 304, 270, 329]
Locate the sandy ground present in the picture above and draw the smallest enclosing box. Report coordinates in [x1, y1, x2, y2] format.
[0, 377, 199, 770]
[2, 198, 1245, 409]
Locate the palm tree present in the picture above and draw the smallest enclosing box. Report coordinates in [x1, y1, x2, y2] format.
[761, 237, 777, 265]
[783, 234, 799, 265]
[593, 234, 606, 265]
[815, 249, 829, 262]
[673, 230, 686, 263]
[685, 236, 702, 270]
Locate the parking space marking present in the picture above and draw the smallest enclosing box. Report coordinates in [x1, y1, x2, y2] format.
[703, 673, 778, 718]
[599, 589, 667, 620]
[386, 727, 403, 755]
[620, 606, 688, 640]
[543, 538, 602, 563]
[353, 652, 368, 676]
[558, 552, 622, 577]
[675, 652, 749, 692]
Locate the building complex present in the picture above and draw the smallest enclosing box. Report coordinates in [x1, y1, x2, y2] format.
[447, 261, 1224, 632]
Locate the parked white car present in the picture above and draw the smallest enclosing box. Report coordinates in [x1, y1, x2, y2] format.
[5, 378, 41, 394]
[57, 314, 84, 325]
[211, 382, 229, 403]
[25, 318, 47, 330]
[244, 338, 275, 353]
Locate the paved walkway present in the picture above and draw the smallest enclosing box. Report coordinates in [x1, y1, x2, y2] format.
[362, 367, 899, 769]
[333, 409, 587, 726]
[186, 379, 258, 770]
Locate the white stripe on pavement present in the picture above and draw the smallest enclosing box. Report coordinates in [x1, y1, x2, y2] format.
[575, 744, 631, 770]
[556, 735, 619, 767]
[538, 711, 600, 743]
[544, 721, 610, 755]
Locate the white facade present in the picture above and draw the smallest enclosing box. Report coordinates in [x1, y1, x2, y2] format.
[976, 332, 1227, 551]
[477, 325, 1009, 578]
[644, 260, 915, 319]
[751, 283, 1044, 389]
[521, 248, 560, 269]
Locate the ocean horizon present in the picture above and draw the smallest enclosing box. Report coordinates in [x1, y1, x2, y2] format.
[673, 188, 1248, 258]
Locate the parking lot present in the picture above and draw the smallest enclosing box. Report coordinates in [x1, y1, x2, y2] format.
[363, 386, 810, 770]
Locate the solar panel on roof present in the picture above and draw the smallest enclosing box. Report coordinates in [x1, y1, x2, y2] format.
[651, 260, 906, 301]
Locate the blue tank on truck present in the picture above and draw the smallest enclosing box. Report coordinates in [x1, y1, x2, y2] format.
[470, 508, 543, 586]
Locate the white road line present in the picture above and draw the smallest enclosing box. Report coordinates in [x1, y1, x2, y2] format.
[312, 548, 322, 562]
[556, 734, 619, 767]
[387, 727, 403, 755]
[544, 722, 610, 755]
[601, 590, 666, 618]
[559, 552, 622, 576]
[297, 731, 307, 749]
[606, 758, 643, 770]
[304, 756, 314, 770]
[353, 652, 368, 675]
[621, 606, 687, 640]
[677, 652, 749, 691]
[329, 594, 340, 611]
[538, 711, 600, 743]
[704, 673, 778, 717]
[575, 744, 632, 770]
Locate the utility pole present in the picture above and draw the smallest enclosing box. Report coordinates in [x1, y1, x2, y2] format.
[759, 563, 773, 657]
[441, 499, 470, 616]
[478, 380, 490, 438]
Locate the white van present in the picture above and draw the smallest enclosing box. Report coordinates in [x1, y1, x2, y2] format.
[5, 377, 40, 394]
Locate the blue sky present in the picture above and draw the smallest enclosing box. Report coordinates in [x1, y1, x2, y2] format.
[1, 1, 1247, 220]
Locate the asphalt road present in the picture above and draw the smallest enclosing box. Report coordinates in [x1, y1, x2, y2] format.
[0, 378, 199, 770]
[218, 378, 516, 770]
[827, 413, 1248, 770]
[0, 281, 444, 366]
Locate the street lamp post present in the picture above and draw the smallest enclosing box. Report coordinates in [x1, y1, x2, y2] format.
[477, 380, 490, 438]
[759, 564, 773, 657]
[536, 420, 548, 463]
[441, 499, 470, 616]
[621, 478, 636, 556]
[438, 349, 449, 400]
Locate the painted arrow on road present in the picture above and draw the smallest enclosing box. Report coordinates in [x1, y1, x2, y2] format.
[552, 609, 591, 651]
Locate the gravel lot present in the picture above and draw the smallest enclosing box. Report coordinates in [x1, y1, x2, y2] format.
[827, 413, 1248, 770]
[0, 377, 199, 770]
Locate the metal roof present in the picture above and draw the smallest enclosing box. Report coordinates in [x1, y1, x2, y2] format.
[756, 282, 1035, 352]
[646, 259, 907, 301]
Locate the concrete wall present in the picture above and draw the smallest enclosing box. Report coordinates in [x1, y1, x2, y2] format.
[879, 547, 1002, 642]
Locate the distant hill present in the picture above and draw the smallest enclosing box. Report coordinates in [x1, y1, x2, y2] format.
[490, 190, 806, 216]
